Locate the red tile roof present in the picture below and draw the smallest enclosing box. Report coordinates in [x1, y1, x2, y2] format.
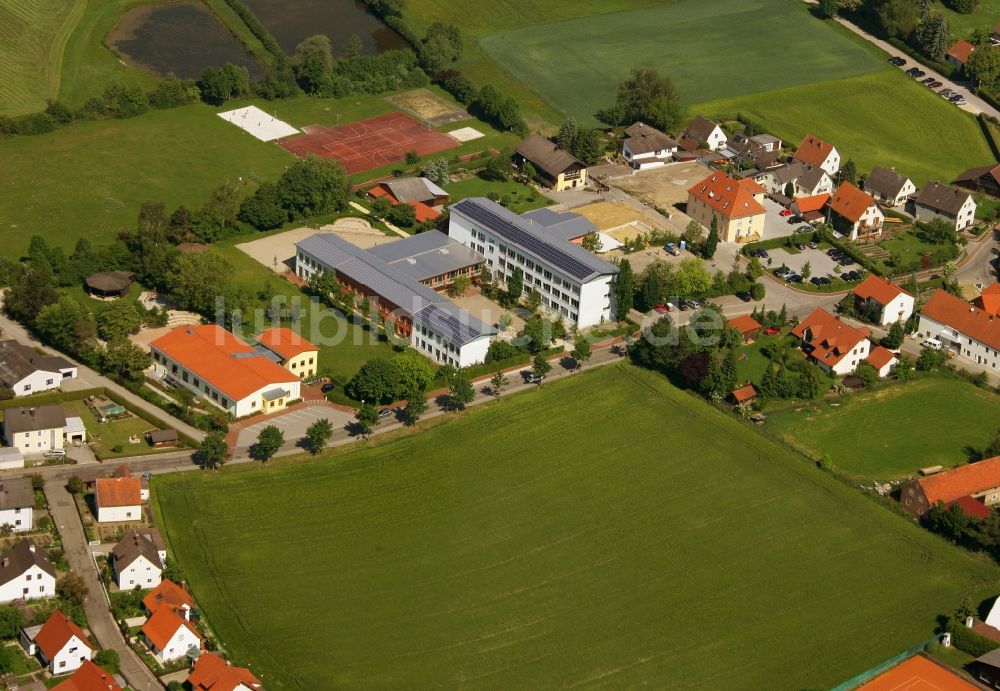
[948, 39, 976, 64]
[791, 308, 870, 368]
[726, 314, 762, 335]
[948, 494, 992, 520]
[853, 275, 910, 306]
[858, 654, 978, 690]
[150, 325, 298, 403]
[921, 288, 1000, 351]
[830, 182, 877, 223]
[96, 477, 141, 508]
[792, 193, 830, 214]
[142, 605, 200, 651]
[256, 328, 317, 361]
[143, 579, 194, 615]
[866, 346, 897, 370]
[731, 384, 757, 404]
[367, 187, 440, 221]
[52, 661, 122, 691]
[688, 172, 765, 219]
[793, 134, 835, 168]
[35, 611, 92, 661]
[918, 455, 1000, 506]
[974, 283, 1000, 316]
[188, 652, 262, 691]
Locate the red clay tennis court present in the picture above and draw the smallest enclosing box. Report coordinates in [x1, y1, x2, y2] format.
[278, 112, 460, 174]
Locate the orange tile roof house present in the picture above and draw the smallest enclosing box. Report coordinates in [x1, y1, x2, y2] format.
[901, 455, 1000, 516]
[142, 605, 202, 665]
[727, 315, 762, 342]
[730, 384, 757, 406]
[143, 578, 195, 616]
[851, 275, 915, 325]
[918, 288, 1000, 370]
[829, 182, 884, 240]
[52, 660, 122, 691]
[790, 193, 830, 221]
[24, 610, 93, 674]
[792, 133, 840, 176]
[188, 652, 262, 691]
[256, 327, 318, 380]
[948, 39, 976, 67]
[150, 325, 301, 418]
[94, 476, 143, 524]
[791, 308, 871, 376]
[687, 172, 766, 243]
[974, 283, 1000, 316]
[866, 346, 898, 378]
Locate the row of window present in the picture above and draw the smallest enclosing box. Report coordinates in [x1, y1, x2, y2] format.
[414, 337, 458, 367]
[472, 231, 581, 295]
[153, 353, 232, 410]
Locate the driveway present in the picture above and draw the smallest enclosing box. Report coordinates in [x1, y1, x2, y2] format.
[761, 199, 802, 240]
[236, 404, 355, 451]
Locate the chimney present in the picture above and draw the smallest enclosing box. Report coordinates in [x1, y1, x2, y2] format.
[28, 544, 35, 554]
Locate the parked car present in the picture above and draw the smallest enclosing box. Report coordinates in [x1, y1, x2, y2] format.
[688, 299, 704, 309]
[807, 241, 818, 249]
[764, 327, 781, 335]
[905, 67, 919, 75]
[939, 88, 953, 98]
[378, 409, 393, 419]
[841, 270, 860, 281]
[786, 215, 803, 225]
[950, 94, 966, 104]
[779, 208, 793, 217]
[787, 273, 803, 283]
[810, 276, 824, 286]
[43, 449, 66, 459]
[654, 303, 675, 313]
[751, 248, 769, 258]
[839, 257, 854, 266]
[911, 69, 926, 78]
[797, 225, 812, 233]
[736, 291, 752, 302]
[815, 276, 832, 285]
[826, 248, 840, 257]
[527, 374, 545, 384]
[678, 301, 690, 311]
[921, 338, 943, 350]
[929, 81, 942, 89]
[796, 243, 806, 251]
[774, 266, 791, 277]
[921, 77, 935, 85]
[142, 472, 153, 480]
[321, 382, 336, 393]
[889, 56, 906, 66]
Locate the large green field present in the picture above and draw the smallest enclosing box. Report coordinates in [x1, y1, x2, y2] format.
[767, 376, 1000, 480]
[153, 365, 998, 689]
[480, 0, 884, 122]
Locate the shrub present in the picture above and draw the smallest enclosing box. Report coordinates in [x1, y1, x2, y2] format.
[948, 618, 1000, 656]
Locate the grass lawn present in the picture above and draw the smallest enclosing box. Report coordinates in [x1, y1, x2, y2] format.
[697, 70, 995, 186]
[443, 175, 551, 214]
[766, 375, 1000, 479]
[64, 400, 178, 460]
[933, 0, 1000, 39]
[875, 228, 952, 273]
[153, 364, 999, 689]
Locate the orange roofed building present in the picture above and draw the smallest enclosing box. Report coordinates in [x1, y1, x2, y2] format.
[791, 308, 871, 376]
[852, 275, 915, 325]
[143, 579, 194, 616]
[727, 315, 762, 342]
[901, 454, 1000, 516]
[188, 652, 262, 691]
[687, 172, 766, 243]
[918, 288, 1000, 370]
[142, 605, 201, 665]
[974, 283, 1000, 316]
[94, 476, 143, 523]
[829, 182, 884, 240]
[948, 39, 976, 67]
[26, 610, 94, 674]
[792, 134, 840, 176]
[150, 325, 302, 418]
[256, 327, 318, 379]
[52, 660, 122, 691]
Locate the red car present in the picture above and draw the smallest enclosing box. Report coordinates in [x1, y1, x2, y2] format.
[764, 327, 780, 335]
[779, 208, 793, 217]
[654, 303, 674, 314]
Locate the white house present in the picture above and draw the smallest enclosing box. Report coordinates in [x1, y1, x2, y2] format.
[94, 476, 142, 523]
[0, 540, 55, 604]
[0, 479, 34, 533]
[851, 275, 915, 325]
[914, 181, 977, 232]
[142, 606, 201, 665]
[448, 198, 619, 328]
[679, 115, 727, 151]
[863, 166, 916, 207]
[791, 308, 872, 376]
[918, 289, 1000, 370]
[0, 340, 77, 397]
[763, 161, 832, 198]
[3, 405, 67, 455]
[112, 528, 166, 590]
[829, 182, 884, 240]
[867, 346, 898, 378]
[187, 652, 261, 691]
[792, 133, 840, 176]
[622, 122, 677, 170]
[23, 610, 93, 674]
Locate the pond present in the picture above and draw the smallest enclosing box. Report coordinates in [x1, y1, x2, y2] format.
[108, 1, 264, 81]
[242, 0, 408, 55]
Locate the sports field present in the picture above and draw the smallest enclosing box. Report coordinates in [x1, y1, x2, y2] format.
[767, 376, 1000, 480]
[480, 0, 884, 122]
[153, 365, 998, 689]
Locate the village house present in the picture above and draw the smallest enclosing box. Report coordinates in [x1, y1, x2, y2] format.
[3, 404, 86, 456]
[791, 308, 871, 376]
[727, 315, 762, 343]
[790, 193, 830, 223]
[686, 171, 766, 243]
[94, 476, 143, 523]
[0, 340, 77, 397]
[955, 163, 1000, 197]
[112, 528, 166, 590]
[851, 275, 915, 325]
[900, 454, 1000, 516]
[514, 135, 587, 191]
[142, 604, 202, 665]
[0, 479, 34, 533]
[975, 284, 1000, 314]
[143, 579, 194, 618]
[0, 539, 55, 604]
[763, 161, 833, 198]
[255, 327, 318, 380]
[366, 230, 486, 290]
[829, 182, 884, 240]
[730, 384, 758, 407]
[917, 288, 1000, 369]
[863, 166, 916, 207]
[914, 181, 977, 231]
[187, 652, 262, 691]
[947, 39, 976, 69]
[51, 660, 122, 691]
[622, 122, 677, 170]
[725, 133, 781, 171]
[792, 134, 840, 177]
[22, 610, 94, 674]
[367, 176, 449, 222]
[866, 346, 898, 379]
[678, 115, 727, 152]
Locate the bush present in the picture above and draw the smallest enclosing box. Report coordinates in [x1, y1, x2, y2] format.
[948, 618, 1000, 656]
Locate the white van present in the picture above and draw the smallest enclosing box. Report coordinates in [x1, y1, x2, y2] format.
[921, 338, 943, 350]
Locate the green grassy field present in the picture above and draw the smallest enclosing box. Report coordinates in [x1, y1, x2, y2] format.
[767, 376, 1000, 479]
[698, 70, 995, 185]
[0, 0, 86, 116]
[153, 364, 999, 689]
[934, 0, 1000, 38]
[480, 0, 884, 124]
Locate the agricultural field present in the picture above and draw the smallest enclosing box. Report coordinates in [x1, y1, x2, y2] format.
[153, 364, 999, 690]
[766, 376, 1000, 480]
[479, 0, 884, 123]
[0, 0, 86, 116]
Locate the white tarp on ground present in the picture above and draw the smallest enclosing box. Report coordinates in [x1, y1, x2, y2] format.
[447, 126, 484, 142]
[217, 106, 298, 142]
[596, 232, 624, 253]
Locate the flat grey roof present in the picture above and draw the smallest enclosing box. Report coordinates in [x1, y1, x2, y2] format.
[521, 208, 598, 242]
[368, 231, 484, 283]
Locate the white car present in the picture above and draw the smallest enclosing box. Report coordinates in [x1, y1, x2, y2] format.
[43, 449, 66, 458]
[921, 338, 943, 350]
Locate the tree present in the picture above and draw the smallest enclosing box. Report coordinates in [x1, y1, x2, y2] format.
[746, 256, 764, 280]
[947, 0, 980, 13]
[882, 321, 905, 349]
[702, 216, 719, 259]
[892, 355, 915, 381]
[420, 22, 463, 72]
[854, 361, 879, 388]
[341, 33, 363, 58]
[613, 258, 634, 318]
[66, 475, 83, 494]
[277, 155, 349, 219]
[387, 202, 417, 227]
[557, 118, 579, 152]
[346, 358, 402, 403]
[252, 425, 284, 462]
[571, 336, 592, 368]
[798, 362, 825, 399]
[532, 354, 552, 381]
[673, 258, 712, 300]
[750, 281, 766, 301]
[355, 402, 379, 438]
[840, 159, 857, 185]
[490, 370, 509, 396]
[818, 0, 838, 18]
[238, 182, 287, 230]
[167, 251, 231, 316]
[293, 35, 334, 93]
[101, 337, 151, 382]
[507, 267, 524, 301]
[915, 13, 951, 62]
[402, 389, 428, 425]
[392, 352, 435, 394]
[801, 261, 812, 280]
[519, 317, 553, 352]
[481, 155, 511, 182]
[521, 161, 537, 183]
[93, 649, 119, 671]
[916, 345, 947, 371]
[916, 217, 957, 245]
[0, 606, 23, 640]
[198, 63, 250, 105]
[35, 296, 95, 354]
[968, 46, 1000, 91]
[305, 418, 334, 454]
[96, 300, 143, 341]
[683, 220, 705, 249]
[877, 0, 920, 37]
[581, 232, 602, 252]
[448, 374, 475, 410]
[57, 573, 88, 606]
[525, 289, 542, 313]
[600, 68, 684, 133]
[5, 264, 58, 325]
[196, 432, 229, 470]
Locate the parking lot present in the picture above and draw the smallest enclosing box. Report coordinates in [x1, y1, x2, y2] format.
[761, 198, 808, 241]
[236, 405, 355, 450]
[765, 246, 862, 282]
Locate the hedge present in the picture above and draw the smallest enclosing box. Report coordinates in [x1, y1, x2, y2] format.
[218, 0, 284, 60]
[947, 619, 1000, 657]
[979, 113, 1000, 161]
[460, 345, 564, 381]
[742, 232, 817, 255]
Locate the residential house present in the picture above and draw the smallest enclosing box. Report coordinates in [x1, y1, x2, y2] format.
[0, 539, 55, 604]
[23, 610, 93, 674]
[622, 122, 677, 170]
[142, 605, 201, 665]
[678, 115, 727, 152]
[974, 283, 1000, 314]
[852, 275, 915, 325]
[686, 171, 766, 243]
[791, 308, 872, 376]
[726, 133, 781, 171]
[51, 660, 122, 691]
[3, 405, 85, 456]
[973, 648, 1000, 689]
[900, 454, 1000, 515]
[449, 198, 619, 327]
[94, 476, 143, 523]
[150, 325, 302, 418]
[0, 340, 77, 397]
[143, 579, 194, 618]
[727, 315, 762, 343]
[187, 652, 262, 691]
[790, 193, 830, 223]
[368, 176, 449, 222]
[748, 133, 782, 152]
[112, 528, 166, 590]
[792, 134, 840, 177]
[955, 163, 1000, 197]
[914, 181, 977, 231]
[763, 161, 832, 198]
[730, 384, 757, 407]
[947, 39, 976, 69]
[255, 327, 318, 380]
[863, 166, 916, 207]
[861, 655, 978, 690]
[917, 288, 1000, 369]
[366, 230, 486, 290]
[866, 346, 898, 379]
[829, 182, 884, 240]
[514, 135, 587, 191]
[296, 233, 494, 366]
[0, 479, 33, 533]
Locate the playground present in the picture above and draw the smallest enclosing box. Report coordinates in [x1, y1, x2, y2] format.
[278, 112, 460, 174]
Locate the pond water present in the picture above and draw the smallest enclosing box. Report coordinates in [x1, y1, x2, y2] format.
[242, 0, 408, 55]
[108, 2, 264, 81]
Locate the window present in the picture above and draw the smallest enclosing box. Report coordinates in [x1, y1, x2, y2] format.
[46, 379, 53, 386]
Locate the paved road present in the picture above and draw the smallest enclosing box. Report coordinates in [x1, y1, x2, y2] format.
[44, 479, 162, 690]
